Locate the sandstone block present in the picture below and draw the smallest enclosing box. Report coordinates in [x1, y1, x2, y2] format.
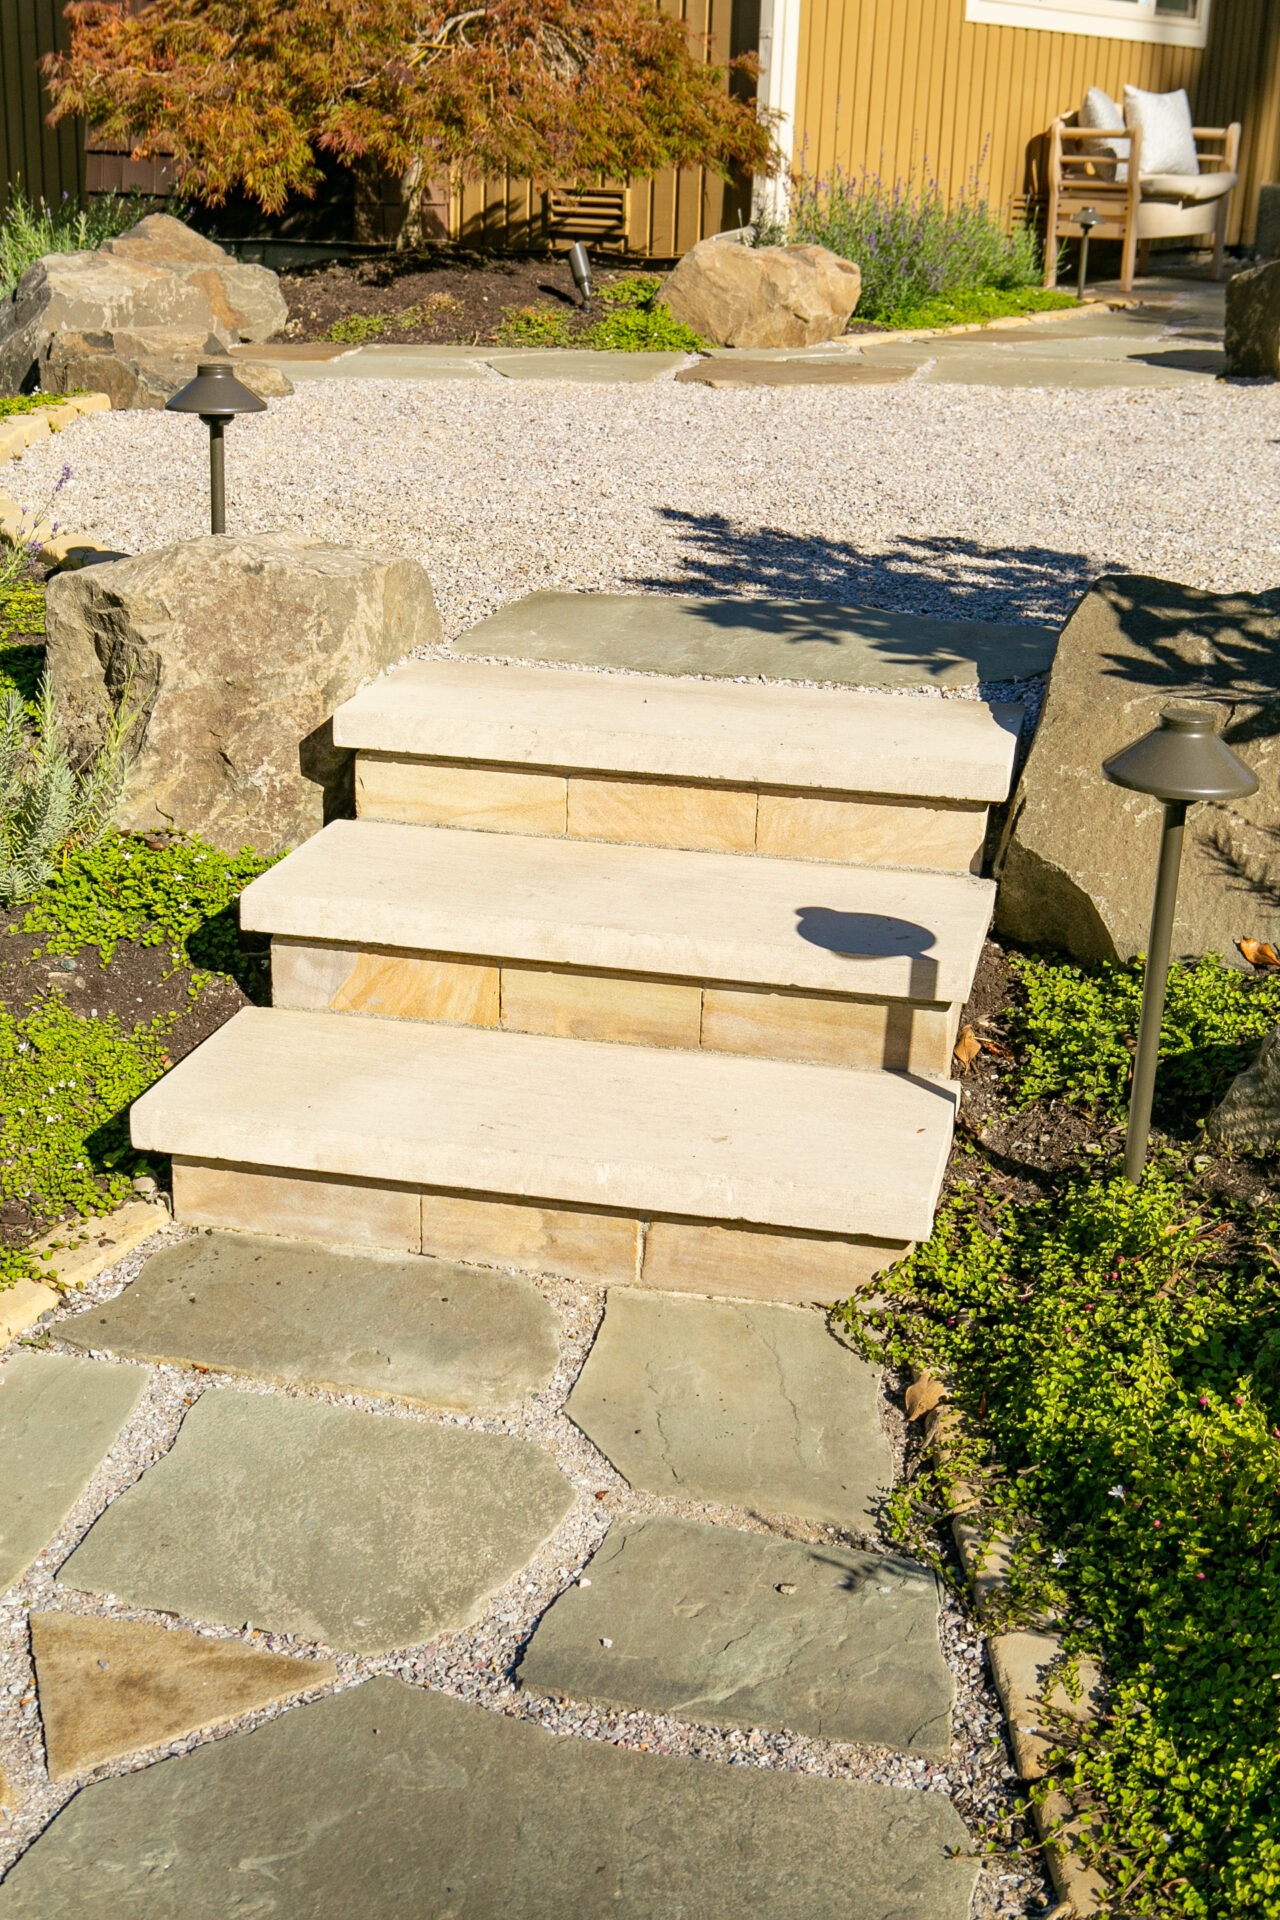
[659, 238, 862, 349]
[46, 534, 441, 854]
[0, 250, 229, 394]
[1207, 1022, 1280, 1149]
[996, 575, 1280, 961]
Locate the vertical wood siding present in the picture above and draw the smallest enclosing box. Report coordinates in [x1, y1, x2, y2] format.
[0, 0, 83, 212]
[794, 0, 1280, 246]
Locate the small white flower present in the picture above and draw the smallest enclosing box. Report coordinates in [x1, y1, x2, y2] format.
[1051, 1550, 1067, 1568]
[1109, 1484, 1125, 1500]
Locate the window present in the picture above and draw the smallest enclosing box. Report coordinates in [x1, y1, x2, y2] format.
[964, 0, 1210, 47]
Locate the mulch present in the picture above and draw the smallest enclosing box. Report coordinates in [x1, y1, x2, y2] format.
[278, 252, 640, 347]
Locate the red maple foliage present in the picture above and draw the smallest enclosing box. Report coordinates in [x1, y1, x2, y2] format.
[44, 0, 775, 214]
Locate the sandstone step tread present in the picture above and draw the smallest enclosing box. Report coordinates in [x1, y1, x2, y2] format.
[130, 1008, 958, 1241]
[334, 660, 1021, 803]
[241, 819, 994, 1003]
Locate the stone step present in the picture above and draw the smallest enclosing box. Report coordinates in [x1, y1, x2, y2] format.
[130, 1008, 959, 1302]
[241, 819, 994, 1074]
[335, 661, 1021, 871]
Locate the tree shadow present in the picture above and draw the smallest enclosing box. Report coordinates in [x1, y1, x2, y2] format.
[628, 510, 1098, 631]
[1090, 576, 1280, 738]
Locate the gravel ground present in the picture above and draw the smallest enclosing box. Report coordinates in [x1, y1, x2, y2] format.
[0, 1223, 1056, 1918]
[10, 373, 1280, 651]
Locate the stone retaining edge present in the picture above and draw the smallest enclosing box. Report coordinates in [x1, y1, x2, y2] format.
[858, 297, 1131, 349]
[0, 393, 123, 569]
[0, 1199, 171, 1345]
[919, 1381, 1110, 1918]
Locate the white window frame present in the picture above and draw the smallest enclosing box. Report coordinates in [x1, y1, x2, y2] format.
[964, 0, 1210, 48]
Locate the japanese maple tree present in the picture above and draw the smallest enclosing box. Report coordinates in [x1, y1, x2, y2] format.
[43, 0, 773, 214]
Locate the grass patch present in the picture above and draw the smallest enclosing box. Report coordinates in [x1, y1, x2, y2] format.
[835, 948, 1280, 1913]
[876, 287, 1079, 331]
[0, 393, 78, 420]
[327, 291, 461, 343]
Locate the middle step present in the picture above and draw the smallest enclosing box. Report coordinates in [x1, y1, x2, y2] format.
[240, 819, 995, 1075]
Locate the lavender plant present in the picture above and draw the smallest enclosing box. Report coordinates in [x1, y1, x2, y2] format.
[781, 161, 1043, 324]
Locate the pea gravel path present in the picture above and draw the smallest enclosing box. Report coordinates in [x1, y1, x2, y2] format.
[12, 374, 1280, 644]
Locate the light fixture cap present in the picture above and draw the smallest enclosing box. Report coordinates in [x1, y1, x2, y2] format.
[1103, 701, 1259, 804]
[165, 361, 267, 419]
[1078, 206, 1100, 231]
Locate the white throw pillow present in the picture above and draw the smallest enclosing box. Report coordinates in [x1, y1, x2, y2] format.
[1080, 85, 1129, 182]
[1123, 86, 1199, 177]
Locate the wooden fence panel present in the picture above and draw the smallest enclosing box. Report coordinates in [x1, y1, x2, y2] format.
[0, 0, 83, 212]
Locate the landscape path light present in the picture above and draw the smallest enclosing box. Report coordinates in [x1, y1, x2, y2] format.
[567, 242, 593, 306]
[165, 361, 267, 535]
[1103, 701, 1258, 1182]
[1076, 206, 1100, 300]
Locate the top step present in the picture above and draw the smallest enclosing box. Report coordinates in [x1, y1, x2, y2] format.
[334, 661, 1022, 804]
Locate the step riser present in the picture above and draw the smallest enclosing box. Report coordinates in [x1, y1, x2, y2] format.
[171, 1159, 908, 1306]
[356, 755, 989, 872]
[271, 938, 960, 1075]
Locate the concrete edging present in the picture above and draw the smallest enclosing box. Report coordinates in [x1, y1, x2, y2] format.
[921, 1386, 1110, 1917]
[0, 393, 122, 569]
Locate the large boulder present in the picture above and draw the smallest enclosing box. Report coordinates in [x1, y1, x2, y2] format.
[44, 329, 293, 410]
[0, 251, 230, 395]
[45, 535, 441, 855]
[659, 238, 862, 350]
[0, 214, 289, 399]
[101, 215, 288, 342]
[996, 575, 1280, 963]
[1206, 1024, 1280, 1150]
[1224, 258, 1280, 378]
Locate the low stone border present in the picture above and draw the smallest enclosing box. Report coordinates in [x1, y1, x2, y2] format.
[923, 1389, 1109, 1917]
[859, 297, 1131, 349]
[0, 393, 122, 570]
[0, 1200, 170, 1345]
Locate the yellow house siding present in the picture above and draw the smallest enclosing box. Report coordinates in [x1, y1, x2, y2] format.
[793, 0, 1278, 245]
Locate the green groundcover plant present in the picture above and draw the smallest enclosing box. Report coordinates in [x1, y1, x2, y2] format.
[1, 833, 273, 1286]
[834, 952, 1280, 1914]
[497, 273, 705, 351]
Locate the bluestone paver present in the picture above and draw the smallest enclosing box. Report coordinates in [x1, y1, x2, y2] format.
[519, 1515, 954, 1752]
[0, 1353, 145, 1592]
[0, 1680, 980, 1919]
[59, 1232, 560, 1412]
[57, 1389, 574, 1653]
[565, 1291, 892, 1527]
[453, 587, 1057, 688]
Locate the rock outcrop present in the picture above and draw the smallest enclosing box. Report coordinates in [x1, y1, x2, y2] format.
[996, 575, 1280, 963]
[1224, 258, 1280, 379]
[659, 238, 862, 350]
[0, 214, 289, 405]
[45, 535, 441, 854]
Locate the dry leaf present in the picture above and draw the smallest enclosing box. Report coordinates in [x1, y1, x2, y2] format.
[905, 1377, 948, 1421]
[1239, 937, 1280, 970]
[953, 1025, 982, 1072]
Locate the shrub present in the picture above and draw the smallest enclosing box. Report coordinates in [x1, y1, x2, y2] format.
[783, 161, 1043, 325]
[0, 187, 154, 298]
[0, 679, 137, 905]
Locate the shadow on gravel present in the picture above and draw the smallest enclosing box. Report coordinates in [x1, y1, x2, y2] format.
[630, 511, 1099, 629]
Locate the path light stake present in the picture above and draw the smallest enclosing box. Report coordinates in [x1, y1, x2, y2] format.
[567, 242, 593, 306]
[1103, 702, 1257, 1182]
[165, 362, 267, 535]
[1076, 206, 1100, 300]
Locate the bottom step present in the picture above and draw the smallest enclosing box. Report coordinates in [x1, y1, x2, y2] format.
[132, 1009, 957, 1304]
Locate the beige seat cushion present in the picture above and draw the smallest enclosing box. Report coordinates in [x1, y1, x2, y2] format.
[1140, 170, 1238, 204]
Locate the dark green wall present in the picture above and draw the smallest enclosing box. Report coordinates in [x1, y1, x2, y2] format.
[0, 0, 83, 211]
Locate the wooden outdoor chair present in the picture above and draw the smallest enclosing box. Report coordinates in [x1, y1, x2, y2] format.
[1044, 111, 1241, 293]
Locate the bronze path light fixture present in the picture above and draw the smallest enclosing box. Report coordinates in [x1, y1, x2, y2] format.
[165, 361, 267, 535]
[1103, 701, 1257, 1182]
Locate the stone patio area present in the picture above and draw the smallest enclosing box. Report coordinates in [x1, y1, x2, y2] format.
[0, 1226, 1048, 1916]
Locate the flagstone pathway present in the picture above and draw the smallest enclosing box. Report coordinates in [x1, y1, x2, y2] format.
[0, 1227, 1054, 1916]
